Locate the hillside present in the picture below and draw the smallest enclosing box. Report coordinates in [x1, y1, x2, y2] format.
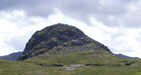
[19, 23, 111, 60]
[0, 23, 141, 75]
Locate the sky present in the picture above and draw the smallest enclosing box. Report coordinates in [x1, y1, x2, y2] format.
[0, 0, 141, 57]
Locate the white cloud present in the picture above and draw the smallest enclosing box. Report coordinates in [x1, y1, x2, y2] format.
[0, 9, 71, 56]
[0, 10, 48, 56]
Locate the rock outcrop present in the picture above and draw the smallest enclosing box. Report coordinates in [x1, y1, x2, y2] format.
[19, 23, 111, 60]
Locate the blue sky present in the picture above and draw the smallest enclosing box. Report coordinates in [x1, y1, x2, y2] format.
[0, 0, 141, 57]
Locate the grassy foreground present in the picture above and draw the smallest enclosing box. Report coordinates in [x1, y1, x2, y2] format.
[0, 49, 141, 75]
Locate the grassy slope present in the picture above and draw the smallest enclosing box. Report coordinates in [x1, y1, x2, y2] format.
[0, 49, 141, 75]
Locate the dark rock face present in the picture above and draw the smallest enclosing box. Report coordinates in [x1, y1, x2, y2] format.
[19, 23, 111, 60]
[25, 23, 90, 50]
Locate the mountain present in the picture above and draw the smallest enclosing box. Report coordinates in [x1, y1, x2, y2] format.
[115, 54, 131, 58]
[19, 23, 112, 60]
[0, 23, 141, 75]
[115, 54, 139, 58]
[0, 52, 22, 60]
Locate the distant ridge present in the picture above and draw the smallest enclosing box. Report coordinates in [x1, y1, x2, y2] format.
[0, 52, 22, 60]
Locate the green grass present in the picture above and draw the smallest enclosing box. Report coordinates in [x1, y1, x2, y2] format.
[0, 49, 141, 75]
[25, 49, 137, 65]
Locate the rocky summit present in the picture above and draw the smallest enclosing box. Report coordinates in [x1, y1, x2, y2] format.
[19, 23, 111, 60]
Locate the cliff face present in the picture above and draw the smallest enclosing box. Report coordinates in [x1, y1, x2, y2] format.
[19, 23, 111, 60]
